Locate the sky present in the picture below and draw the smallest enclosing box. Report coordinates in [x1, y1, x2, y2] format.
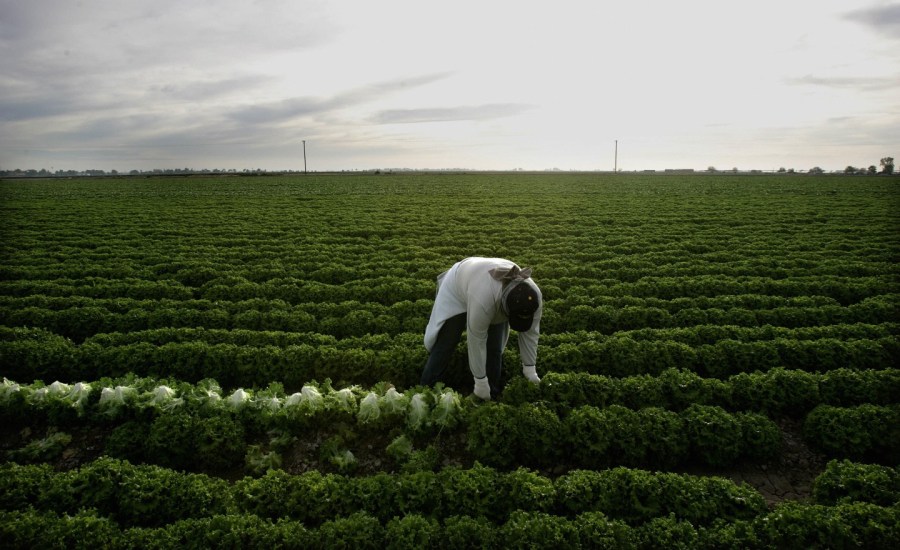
[1, 0, 898, 172]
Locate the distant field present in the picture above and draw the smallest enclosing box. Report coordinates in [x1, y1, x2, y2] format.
[1, 173, 898, 546]
[2, 172, 897, 385]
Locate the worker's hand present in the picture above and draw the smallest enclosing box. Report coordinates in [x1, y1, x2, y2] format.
[473, 376, 491, 400]
[522, 365, 541, 384]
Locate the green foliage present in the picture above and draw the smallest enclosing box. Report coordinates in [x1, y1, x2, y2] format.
[317, 511, 384, 549]
[439, 463, 504, 520]
[244, 444, 283, 476]
[319, 435, 358, 474]
[402, 445, 440, 473]
[804, 404, 900, 463]
[466, 403, 519, 468]
[632, 514, 700, 550]
[441, 515, 497, 548]
[730, 367, 820, 415]
[146, 409, 246, 471]
[1, 455, 897, 549]
[564, 405, 614, 468]
[385, 433, 414, 463]
[571, 512, 635, 549]
[682, 404, 744, 467]
[0, 509, 123, 550]
[736, 411, 782, 461]
[565, 405, 691, 469]
[104, 420, 150, 462]
[751, 501, 899, 549]
[0, 462, 54, 510]
[812, 460, 900, 506]
[5, 430, 71, 463]
[499, 511, 579, 549]
[384, 514, 440, 550]
[553, 467, 766, 526]
[36, 457, 234, 528]
[503, 467, 557, 514]
[2, 173, 899, 541]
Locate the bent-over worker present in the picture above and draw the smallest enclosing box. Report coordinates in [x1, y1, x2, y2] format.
[420, 257, 543, 400]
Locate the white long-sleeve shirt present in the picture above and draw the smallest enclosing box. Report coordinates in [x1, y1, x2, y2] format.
[423, 257, 542, 379]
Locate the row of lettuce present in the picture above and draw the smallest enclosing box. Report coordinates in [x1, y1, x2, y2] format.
[1, 458, 897, 549]
[3, 504, 897, 549]
[7, 364, 898, 418]
[2, 240, 892, 283]
[3, 374, 898, 471]
[2, 325, 897, 389]
[0, 273, 892, 308]
[1, 292, 896, 342]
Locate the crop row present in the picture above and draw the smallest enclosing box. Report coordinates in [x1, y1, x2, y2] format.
[2, 293, 896, 342]
[4, 503, 897, 550]
[3, 457, 897, 527]
[72, 321, 900, 350]
[3, 224, 893, 277]
[2, 288, 892, 317]
[1, 458, 897, 549]
[1, 377, 781, 471]
[5, 362, 899, 421]
[3, 235, 894, 279]
[0, 458, 769, 528]
[5, 375, 898, 468]
[2, 329, 895, 389]
[1, 273, 893, 306]
[502, 367, 900, 415]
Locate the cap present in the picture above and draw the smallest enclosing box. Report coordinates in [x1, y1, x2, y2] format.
[505, 281, 539, 331]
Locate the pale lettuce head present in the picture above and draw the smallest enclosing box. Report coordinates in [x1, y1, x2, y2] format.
[357, 392, 381, 424]
[226, 388, 251, 409]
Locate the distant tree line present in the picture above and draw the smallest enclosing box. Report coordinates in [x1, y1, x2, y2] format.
[2, 157, 895, 177]
[707, 157, 895, 176]
[0, 168, 308, 178]
[840, 157, 895, 175]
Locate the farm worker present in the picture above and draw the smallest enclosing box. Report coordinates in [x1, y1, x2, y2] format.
[421, 257, 543, 400]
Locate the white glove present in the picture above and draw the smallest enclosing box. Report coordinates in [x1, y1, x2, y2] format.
[473, 376, 491, 400]
[522, 365, 541, 384]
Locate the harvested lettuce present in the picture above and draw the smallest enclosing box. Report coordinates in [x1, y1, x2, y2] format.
[65, 382, 93, 410]
[98, 385, 138, 416]
[226, 388, 251, 409]
[432, 389, 462, 429]
[380, 387, 409, 416]
[0, 378, 21, 405]
[357, 391, 381, 424]
[145, 385, 184, 411]
[407, 393, 430, 432]
[328, 387, 358, 414]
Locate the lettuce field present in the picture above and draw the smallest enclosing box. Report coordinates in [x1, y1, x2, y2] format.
[1, 172, 898, 548]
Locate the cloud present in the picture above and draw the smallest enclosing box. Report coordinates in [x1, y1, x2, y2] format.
[151, 76, 271, 102]
[785, 74, 900, 92]
[845, 3, 900, 38]
[0, 97, 79, 122]
[0, 1, 336, 75]
[228, 97, 329, 125]
[227, 73, 452, 125]
[372, 103, 532, 124]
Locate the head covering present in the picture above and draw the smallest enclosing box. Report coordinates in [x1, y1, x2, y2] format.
[501, 279, 540, 331]
[488, 264, 532, 282]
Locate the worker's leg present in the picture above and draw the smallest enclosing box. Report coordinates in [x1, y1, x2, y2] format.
[420, 313, 467, 386]
[485, 321, 508, 398]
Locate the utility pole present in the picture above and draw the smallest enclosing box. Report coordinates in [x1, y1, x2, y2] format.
[303, 140, 307, 174]
[614, 140, 618, 172]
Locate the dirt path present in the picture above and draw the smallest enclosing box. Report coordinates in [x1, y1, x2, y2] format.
[719, 417, 827, 506]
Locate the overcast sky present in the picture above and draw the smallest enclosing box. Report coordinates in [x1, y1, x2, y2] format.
[1, 0, 898, 172]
